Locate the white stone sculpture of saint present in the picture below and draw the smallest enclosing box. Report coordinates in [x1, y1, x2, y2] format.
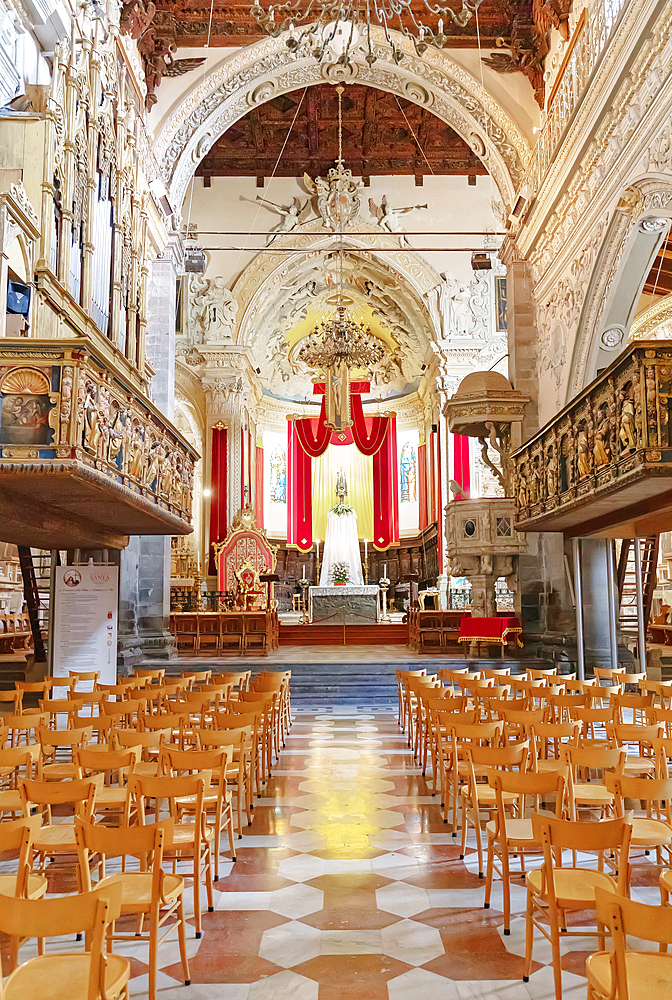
[190, 275, 237, 344]
[437, 271, 473, 340]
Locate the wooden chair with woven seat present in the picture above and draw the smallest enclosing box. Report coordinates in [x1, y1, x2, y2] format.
[0, 745, 40, 819]
[19, 775, 100, 880]
[0, 881, 129, 1000]
[75, 817, 190, 1000]
[160, 744, 236, 878]
[198, 726, 253, 837]
[587, 888, 672, 1000]
[561, 744, 626, 820]
[484, 767, 568, 934]
[458, 740, 529, 879]
[607, 773, 672, 868]
[74, 746, 142, 825]
[129, 770, 214, 937]
[0, 815, 48, 901]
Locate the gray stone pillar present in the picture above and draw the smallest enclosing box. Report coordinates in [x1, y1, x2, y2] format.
[118, 236, 182, 666]
[579, 538, 616, 671]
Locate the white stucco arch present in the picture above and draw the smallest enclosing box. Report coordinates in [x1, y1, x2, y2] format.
[154, 28, 529, 215]
[568, 176, 672, 395]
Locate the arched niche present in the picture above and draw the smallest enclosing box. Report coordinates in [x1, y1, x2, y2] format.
[153, 28, 529, 215]
[568, 177, 672, 396]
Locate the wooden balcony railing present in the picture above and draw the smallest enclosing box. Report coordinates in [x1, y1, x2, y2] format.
[513, 341, 672, 537]
[0, 339, 198, 549]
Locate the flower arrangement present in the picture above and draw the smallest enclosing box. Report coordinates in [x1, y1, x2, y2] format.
[331, 561, 349, 585]
[330, 501, 354, 516]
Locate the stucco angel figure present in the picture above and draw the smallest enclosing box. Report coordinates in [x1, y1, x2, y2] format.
[255, 195, 310, 240]
[190, 275, 237, 343]
[368, 196, 428, 235]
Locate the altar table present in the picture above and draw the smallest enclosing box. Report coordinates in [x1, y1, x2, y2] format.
[309, 585, 380, 624]
[457, 616, 523, 654]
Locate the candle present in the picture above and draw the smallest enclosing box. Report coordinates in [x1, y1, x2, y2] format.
[315, 539, 320, 562]
[384, 563, 387, 578]
[364, 539, 368, 562]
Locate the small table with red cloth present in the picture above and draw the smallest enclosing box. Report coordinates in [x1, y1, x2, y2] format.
[457, 616, 523, 656]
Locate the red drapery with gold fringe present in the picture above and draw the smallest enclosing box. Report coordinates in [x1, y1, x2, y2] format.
[350, 393, 389, 456]
[372, 414, 399, 550]
[294, 397, 331, 458]
[288, 419, 313, 552]
[208, 427, 227, 575]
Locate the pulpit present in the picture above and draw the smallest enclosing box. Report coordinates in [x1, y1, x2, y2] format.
[213, 505, 277, 610]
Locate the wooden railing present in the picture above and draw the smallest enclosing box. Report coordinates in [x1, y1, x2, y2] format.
[513, 341, 672, 536]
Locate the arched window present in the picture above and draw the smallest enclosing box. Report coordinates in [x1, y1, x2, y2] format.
[400, 441, 417, 503]
[269, 445, 287, 503]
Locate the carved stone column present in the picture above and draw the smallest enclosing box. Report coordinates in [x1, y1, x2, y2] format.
[118, 235, 183, 667]
[502, 239, 575, 656]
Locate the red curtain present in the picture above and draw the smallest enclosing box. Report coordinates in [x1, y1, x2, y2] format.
[453, 434, 471, 499]
[288, 420, 313, 552]
[295, 397, 331, 458]
[208, 427, 227, 575]
[432, 427, 443, 572]
[255, 444, 263, 528]
[418, 442, 428, 531]
[373, 415, 399, 550]
[350, 394, 389, 456]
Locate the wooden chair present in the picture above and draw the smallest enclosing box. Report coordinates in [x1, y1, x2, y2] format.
[19, 775, 100, 879]
[134, 668, 166, 684]
[74, 746, 141, 825]
[161, 744, 236, 879]
[458, 740, 528, 878]
[69, 670, 101, 691]
[524, 815, 632, 1000]
[76, 818, 189, 1000]
[0, 688, 23, 713]
[0, 745, 39, 818]
[198, 726, 253, 836]
[608, 773, 672, 868]
[0, 815, 48, 900]
[443, 720, 502, 832]
[561, 744, 626, 819]
[0, 882, 129, 1000]
[610, 691, 655, 725]
[484, 768, 567, 933]
[649, 706, 672, 738]
[181, 669, 212, 685]
[587, 888, 672, 1000]
[1, 712, 49, 748]
[36, 725, 93, 781]
[129, 771, 214, 937]
[112, 728, 171, 775]
[529, 721, 580, 770]
[571, 706, 614, 743]
[606, 721, 663, 775]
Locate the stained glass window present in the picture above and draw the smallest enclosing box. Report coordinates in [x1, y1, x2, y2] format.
[400, 441, 417, 503]
[269, 445, 287, 503]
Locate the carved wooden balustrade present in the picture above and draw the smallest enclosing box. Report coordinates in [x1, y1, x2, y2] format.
[0, 339, 198, 549]
[514, 341, 672, 537]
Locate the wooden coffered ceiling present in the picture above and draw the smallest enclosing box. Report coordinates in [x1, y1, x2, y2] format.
[195, 83, 489, 182]
[148, 0, 535, 48]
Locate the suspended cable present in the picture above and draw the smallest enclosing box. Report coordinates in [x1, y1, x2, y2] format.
[184, 0, 217, 241]
[393, 95, 435, 177]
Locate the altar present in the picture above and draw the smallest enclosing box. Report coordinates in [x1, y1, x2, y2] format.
[309, 585, 380, 624]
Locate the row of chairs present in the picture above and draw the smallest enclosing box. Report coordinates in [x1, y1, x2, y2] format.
[0, 666, 293, 1000]
[171, 611, 280, 655]
[397, 665, 672, 1000]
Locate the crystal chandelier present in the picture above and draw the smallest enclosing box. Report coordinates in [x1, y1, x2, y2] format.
[251, 0, 484, 64]
[298, 305, 386, 372]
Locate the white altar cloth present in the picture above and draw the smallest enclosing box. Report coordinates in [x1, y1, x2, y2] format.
[319, 508, 364, 586]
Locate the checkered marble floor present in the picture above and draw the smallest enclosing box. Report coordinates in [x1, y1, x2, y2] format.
[7, 711, 663, 999]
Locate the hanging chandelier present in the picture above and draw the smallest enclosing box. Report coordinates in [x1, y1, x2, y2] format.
[250, 0, 485, 65]
[298, 305, 386, 372]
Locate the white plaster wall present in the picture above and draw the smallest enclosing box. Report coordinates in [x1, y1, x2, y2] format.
[184, 173, 501, 290]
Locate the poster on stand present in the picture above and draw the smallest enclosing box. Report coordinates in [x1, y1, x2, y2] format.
[52, 565, 118, 688]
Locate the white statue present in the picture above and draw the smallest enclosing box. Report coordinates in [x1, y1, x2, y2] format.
[255, 195, 310, 239]
[190, 275, 237, 343]
[369, 196, 428, 235]
[437, 272, 473, 340]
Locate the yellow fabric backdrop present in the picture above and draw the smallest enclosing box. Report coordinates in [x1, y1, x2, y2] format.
[311, 443, 374, 542]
